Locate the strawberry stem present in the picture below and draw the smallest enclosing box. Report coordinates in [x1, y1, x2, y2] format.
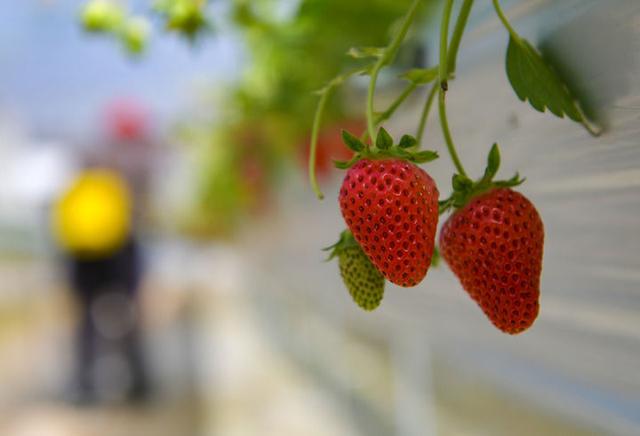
[416, 81, 438, 146]
[308, 68, 367, 200]
[438, 0, 454, 90]
[438, 89, 467, 177]
[417, 1, 473, 149]
[438, 0, 468, 177]
[366, 0, 422, 142]
[577, 105, 603, 137]
[361, 81, 419, 144]
[375, 82, 417, 126]
[309, 87, 331, 200]
[447, 0, 474, 75]
[492, 0, 521, 43]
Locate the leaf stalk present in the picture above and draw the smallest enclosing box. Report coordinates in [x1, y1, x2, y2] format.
[366, 0, 422, 141]
[492, 0, 520, 42]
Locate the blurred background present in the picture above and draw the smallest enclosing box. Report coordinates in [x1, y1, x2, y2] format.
[0, 0, 639, 435]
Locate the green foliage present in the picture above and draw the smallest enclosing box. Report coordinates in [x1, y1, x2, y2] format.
[493, 0, 598, 134]
[506, 36, 582, 122]
[375, 127, 393, 150]
[347, 46, 385, 59]
[119, 17, 150, 55]
[400, 67, 439, 85]
[81, 0, 124, 32]
[483, 143, 500, 181]
[334, 129, 437, 169]
[81, 0, 150, 56]
[398, 134, 417, 149]
[233, 0, 429, 131]
[342, 130, 365, 152]
[438, 144, 524, 214]
[154, 0, 210, 40]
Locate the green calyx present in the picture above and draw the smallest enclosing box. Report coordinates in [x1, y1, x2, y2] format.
[438, 143, 524, 214]
[335, 127, 439, 170]
[324, 229, 360, 260]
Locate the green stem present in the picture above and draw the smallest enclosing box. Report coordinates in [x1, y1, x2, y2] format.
[361, 82, 418, 143]
[438, 0, 454, 89]
[416, 82, 438, 145]
[376, 82, 417, 125]
[420, 1, 473, 148]
[366, 65, 383, 142]
[366, 0, 422, 141]
[492, 0, 520, 41]
[308, 68, 367, 199]
[437, 0, 467, 176]
[308, 89, 331, 200]
[577, 105, 603, 137]
[438, 85, 467, 176]
[447, 0, 474, 74]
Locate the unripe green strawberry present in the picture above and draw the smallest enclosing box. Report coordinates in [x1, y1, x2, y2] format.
[326, 231, 385, 311]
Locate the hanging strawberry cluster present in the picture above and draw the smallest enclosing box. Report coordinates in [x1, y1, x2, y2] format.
[310, 0, 599, 334]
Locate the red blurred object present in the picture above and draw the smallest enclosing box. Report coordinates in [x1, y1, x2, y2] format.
[241, 155, 271, 215]
[104, 98, 150, 142]
[301, 119, 364, 180]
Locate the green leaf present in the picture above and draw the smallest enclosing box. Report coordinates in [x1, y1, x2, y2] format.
[333, 160, 352, 170]
[398, 134, 417, 149]
[483, 143, 501, 181]
[452, 174, 472, 191]
[506, 36, 582, 122]
[376, 127, 393, 150]
[494, 172, 525, 188]
[323, 230, 356, 260]
[438, 198, 453, 214]
[314, 67, 369, 95]
[347, 46, 385, 59]
[333, 155, 360, 170]
[391, 147, 413, 160]
[400, 67, 439, 85]
[410, 150, 439, 163]
[341, 130, 365, 152]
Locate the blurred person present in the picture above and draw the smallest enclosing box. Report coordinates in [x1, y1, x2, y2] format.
[52, 168, 150, 404]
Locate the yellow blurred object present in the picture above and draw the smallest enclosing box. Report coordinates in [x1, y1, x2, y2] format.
[52, 169, 132, 257]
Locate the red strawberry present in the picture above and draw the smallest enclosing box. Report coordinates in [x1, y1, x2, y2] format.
[339, 157, 439, 287]
[440, 188, 544, 334]
[104, 98, 149, 142]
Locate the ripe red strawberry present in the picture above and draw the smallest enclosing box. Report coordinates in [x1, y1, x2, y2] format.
[440, 188, 544, 334]
[339, 158, 439, 287]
